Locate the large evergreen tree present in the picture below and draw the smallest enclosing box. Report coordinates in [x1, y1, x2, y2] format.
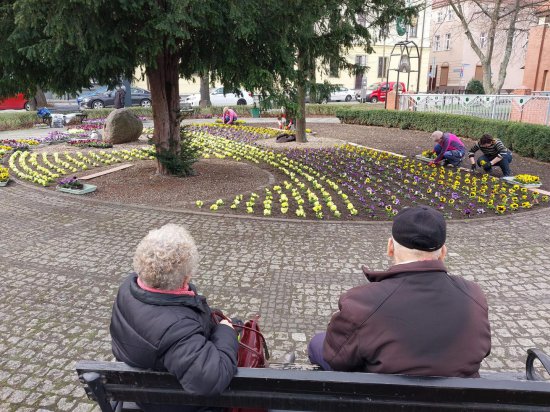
[284, 0, 416, 142]
[0, 0, 412, 170]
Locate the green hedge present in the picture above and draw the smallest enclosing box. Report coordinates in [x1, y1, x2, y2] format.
[336, 109, 550, 162]
[0, 112, 37, 131]
[190, 103, 384, 117]
[83, 106, 153, 118]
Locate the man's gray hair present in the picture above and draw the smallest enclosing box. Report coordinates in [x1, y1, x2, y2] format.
[133, 224, 199, 290]
[393, 237, 443, 260]
[431, 130, 443, 141]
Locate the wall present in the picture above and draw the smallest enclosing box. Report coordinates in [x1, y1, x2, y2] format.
[428, 2, 530, 92]
[523, 19, 550, 91]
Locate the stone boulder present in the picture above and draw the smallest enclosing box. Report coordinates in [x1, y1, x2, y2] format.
[103, 108, 143, 144]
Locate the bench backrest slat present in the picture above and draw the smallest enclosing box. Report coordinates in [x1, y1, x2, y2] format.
[76, 361, 550, 412]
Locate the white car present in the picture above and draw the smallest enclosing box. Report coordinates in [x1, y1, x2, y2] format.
[183, 87, 254, 107]
[329, 86, 353, 102]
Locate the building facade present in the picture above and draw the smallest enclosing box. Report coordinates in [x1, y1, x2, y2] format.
[134, 6, 432, 96]
[428, 1, 530, 93]
[523, 3, 550, 91]
[316, 5, 432, 94]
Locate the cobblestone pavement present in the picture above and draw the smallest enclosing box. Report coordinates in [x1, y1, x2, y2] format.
[1, 181, 550, 411]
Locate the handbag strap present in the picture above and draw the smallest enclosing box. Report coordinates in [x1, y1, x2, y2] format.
[211, 311, 270, 360]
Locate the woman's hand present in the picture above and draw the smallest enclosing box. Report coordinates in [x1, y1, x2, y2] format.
[219, 319, 234, 329]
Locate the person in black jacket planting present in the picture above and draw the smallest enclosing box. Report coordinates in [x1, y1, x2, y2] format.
[469, 134, 513, 177]
[110, 224, 238, 412]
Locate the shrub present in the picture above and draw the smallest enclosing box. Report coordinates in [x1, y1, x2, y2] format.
[155, 126, 199, 177]
[507, 122, 550, 161]
[336, 108, 550, 162]
[0, 112, 38, 131]
[83, 106, 153, 118]
[465, 79, 485, 95]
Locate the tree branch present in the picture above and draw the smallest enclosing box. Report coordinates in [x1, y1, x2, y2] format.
[495, 0, 521, 92]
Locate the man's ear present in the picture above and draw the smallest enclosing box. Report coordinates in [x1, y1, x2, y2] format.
[439, 245, 447, 261]
[387, 237, 394, 258]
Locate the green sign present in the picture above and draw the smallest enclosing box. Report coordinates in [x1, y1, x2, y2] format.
[396, 17, 407, 36]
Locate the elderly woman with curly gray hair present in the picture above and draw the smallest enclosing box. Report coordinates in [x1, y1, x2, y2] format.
[110, 224, 238, 412]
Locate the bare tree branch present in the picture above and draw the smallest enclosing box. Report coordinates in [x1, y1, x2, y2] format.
[495, 0, 521, 92]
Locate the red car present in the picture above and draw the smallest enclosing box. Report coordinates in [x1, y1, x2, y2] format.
[356, 82, 407, 103]
[0, 94, 30, 110]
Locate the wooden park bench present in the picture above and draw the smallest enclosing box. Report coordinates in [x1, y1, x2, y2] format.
[76, 349, 550, 411]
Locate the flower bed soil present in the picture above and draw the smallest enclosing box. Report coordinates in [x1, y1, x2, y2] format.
[88, 159, 278, 208]
[309, 123, 550, 192]
[13, 122, 550, 221]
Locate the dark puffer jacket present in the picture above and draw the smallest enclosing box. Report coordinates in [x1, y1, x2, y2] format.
[323, 260, 491, 378]
[110, 274, 238, 411]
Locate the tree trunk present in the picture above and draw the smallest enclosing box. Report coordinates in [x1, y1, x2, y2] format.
[146, 50, 181, 175]
[482, 63, 494, 94]
[199, 71, 211, 108]
[494, 0, 521, 93]
[296, 82, 307, 143]
[295, 51, 308, 143]
[29, 86, 47, 110]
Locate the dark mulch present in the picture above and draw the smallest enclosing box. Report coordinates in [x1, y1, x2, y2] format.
[88, 159, 275, 208]
[308, 123, 550, 192]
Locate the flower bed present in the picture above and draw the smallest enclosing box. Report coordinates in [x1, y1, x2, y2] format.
[0, 145, 13, 158]
[56, 176, 97, 195]
[0, 166, 9, 186]
[415, 150, 437, 163]
[189, 124, 291, 144]
[189, 126, 549, 220]
[8, 147, 155, 186]
[501, 174, 542, 188]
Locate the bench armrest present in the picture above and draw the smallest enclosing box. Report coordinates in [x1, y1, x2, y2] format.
[526, 348, 550, 381]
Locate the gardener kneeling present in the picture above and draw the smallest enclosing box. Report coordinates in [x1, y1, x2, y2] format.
[222, 107, 238, 125]
[469, 134, 513, 177]
[428, 131, 466, 167]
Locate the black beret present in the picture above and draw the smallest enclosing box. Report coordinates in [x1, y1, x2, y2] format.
[392, 206, 446, 251]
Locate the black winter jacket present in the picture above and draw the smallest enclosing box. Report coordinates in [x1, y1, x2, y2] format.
[110, 274, 238, 411]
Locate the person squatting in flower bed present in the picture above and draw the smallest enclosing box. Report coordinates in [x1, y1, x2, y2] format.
[222, 107, 238, 125]
[110, 224, 238, 412]
[469, 134, 513, 177]
[428, 130, 466, 168]
[308, 205, 491, 377]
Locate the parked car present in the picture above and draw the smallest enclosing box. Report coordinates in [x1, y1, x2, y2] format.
[329, 86, 353, 102]
[0, 93, 30, 111]
[79, 88, 152, 109]
[76, 85, 108, 106]
[183, 87, 253, 107]
[355, 82, 406, 103]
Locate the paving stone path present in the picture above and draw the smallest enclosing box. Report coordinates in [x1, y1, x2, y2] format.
[1, 181, 549, 411]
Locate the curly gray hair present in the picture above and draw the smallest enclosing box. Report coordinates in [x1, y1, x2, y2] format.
[133, 224, 199, 290]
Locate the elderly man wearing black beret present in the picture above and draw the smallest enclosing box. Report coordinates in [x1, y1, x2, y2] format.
[308, 206, 491, 378]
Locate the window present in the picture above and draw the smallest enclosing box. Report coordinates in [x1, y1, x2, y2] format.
[480, 32, 487, 49]
[447, 7, 454, 20]
[409, 24, 418, 38]
[434, 35, 441, 51]
[437, 10, 444, 23]
[377, 57, 388, 78]
[329, 60, 339, 77]
[355, 54, 368, 67]
[445, 33, 451, 50]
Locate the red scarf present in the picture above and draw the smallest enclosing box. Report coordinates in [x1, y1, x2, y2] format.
[137, 277, 196, 296]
